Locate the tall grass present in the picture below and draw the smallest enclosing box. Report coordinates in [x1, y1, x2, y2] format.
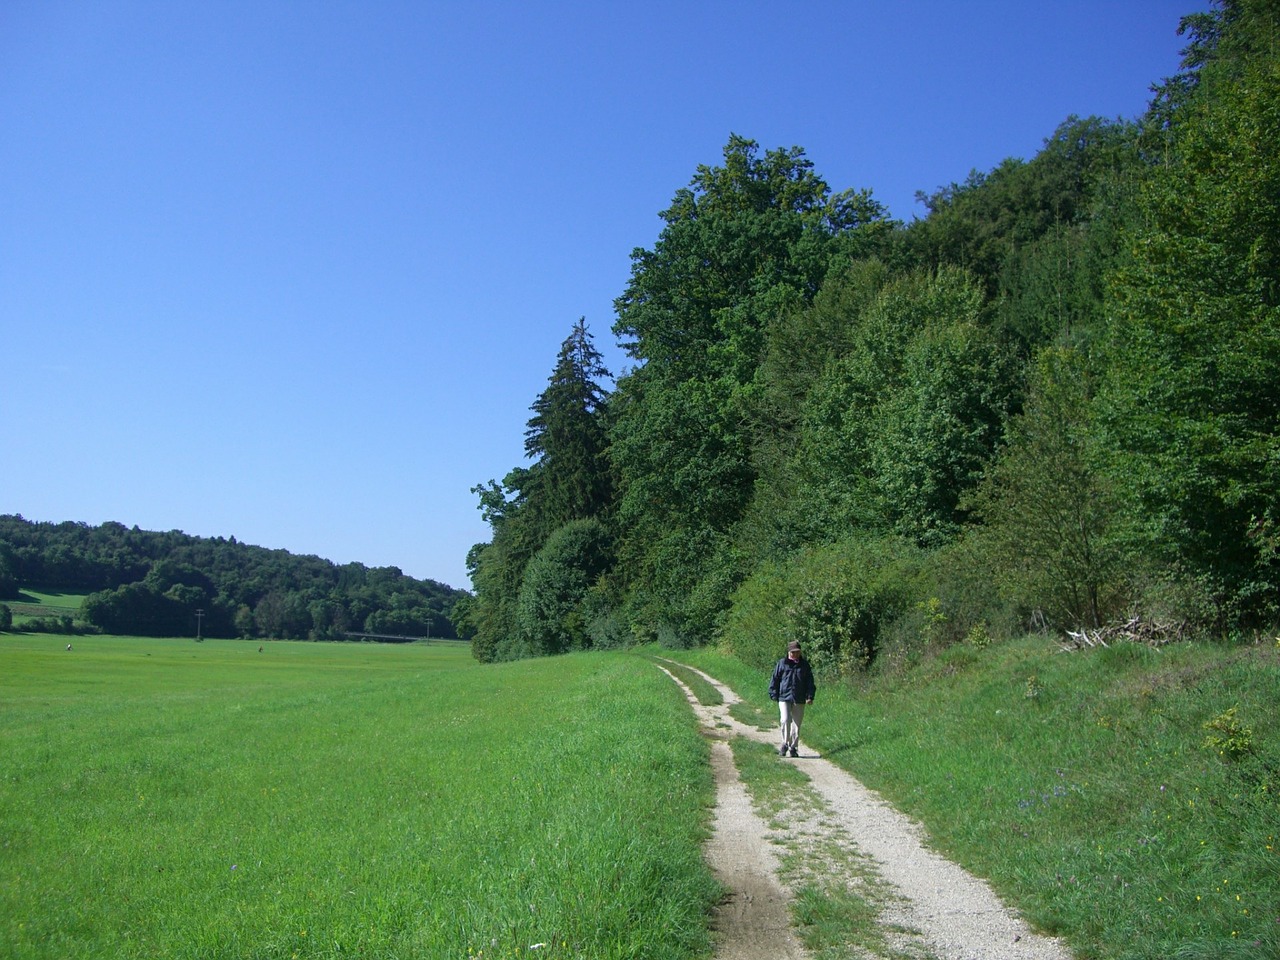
[0, 636, 718, 960]
[671, 638, 1280, 960]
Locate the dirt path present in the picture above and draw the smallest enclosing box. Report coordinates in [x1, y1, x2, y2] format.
[656, 660, 1076, 960]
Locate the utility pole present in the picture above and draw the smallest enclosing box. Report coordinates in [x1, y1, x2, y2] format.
[195, 608, 204, 642]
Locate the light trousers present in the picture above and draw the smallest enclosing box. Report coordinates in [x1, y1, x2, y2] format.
[779, 701, 806, 748]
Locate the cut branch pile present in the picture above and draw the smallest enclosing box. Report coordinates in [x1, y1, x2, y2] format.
[1062, 616, 1188, 651]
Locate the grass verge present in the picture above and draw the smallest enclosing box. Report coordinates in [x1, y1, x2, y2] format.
[667, 637, 1280, 960]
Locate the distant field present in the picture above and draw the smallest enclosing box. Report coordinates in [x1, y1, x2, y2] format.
[5, 589, 88, 623]
[12, 589, 88, 607]
[0, 636, 718, 960]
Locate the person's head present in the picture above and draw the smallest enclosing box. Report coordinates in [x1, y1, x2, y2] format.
[787, 641, 801, 660]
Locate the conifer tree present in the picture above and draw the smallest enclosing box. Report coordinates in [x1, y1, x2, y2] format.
[524, 317, 613, 526]
[462, 320, 613, 660]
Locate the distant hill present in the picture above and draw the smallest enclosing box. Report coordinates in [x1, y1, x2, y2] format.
[0, 515, 469, 641]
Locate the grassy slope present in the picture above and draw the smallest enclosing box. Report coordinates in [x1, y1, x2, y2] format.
[670, 637, 1280, 960]
[0, 636, 718, 960]
[5, 589, 87, 623]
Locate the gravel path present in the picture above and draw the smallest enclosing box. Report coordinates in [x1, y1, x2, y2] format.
[657, 659, 1076, 960]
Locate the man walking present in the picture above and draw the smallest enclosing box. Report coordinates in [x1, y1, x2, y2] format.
[768, 641, 816, 758]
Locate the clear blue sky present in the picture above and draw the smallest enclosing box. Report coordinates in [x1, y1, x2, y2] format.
[1, 1, 1206, 591]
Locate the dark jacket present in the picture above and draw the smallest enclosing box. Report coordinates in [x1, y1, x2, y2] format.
[768, 656, 816, 704]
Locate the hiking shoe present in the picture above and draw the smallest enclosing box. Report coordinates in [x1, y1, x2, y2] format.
[779, 743, 788, 756]
[789, 746, 799, 758]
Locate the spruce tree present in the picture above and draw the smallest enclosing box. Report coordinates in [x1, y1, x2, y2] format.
[524, 317, 613, 526]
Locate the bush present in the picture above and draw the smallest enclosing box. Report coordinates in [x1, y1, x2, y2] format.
[715, 558, 793, 670]
[875, 535, 1021, 670]
[18, 615, 98, 636]
[584, 602, 629, 649]
[719, 535, 924, 675]
[515, 519, 612, 655]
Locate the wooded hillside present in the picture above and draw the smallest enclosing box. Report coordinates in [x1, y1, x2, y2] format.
[0, 515, 465, 640]
[459, 1, 1279, 666]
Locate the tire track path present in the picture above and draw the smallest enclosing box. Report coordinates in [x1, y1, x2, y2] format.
[656, 659, 1075, 960]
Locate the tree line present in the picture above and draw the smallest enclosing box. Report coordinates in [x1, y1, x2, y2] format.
[0, 515, 466, 641]
[458, 0, 1279, 669]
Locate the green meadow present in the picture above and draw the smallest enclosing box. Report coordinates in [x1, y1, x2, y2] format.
[6, 632, 1278, 960]
[0, 636, 718, 960]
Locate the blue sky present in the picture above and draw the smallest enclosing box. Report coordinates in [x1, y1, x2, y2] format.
[1, 1, 1206, 591]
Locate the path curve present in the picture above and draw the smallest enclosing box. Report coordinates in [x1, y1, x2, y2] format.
[657, 659, 1075, 960]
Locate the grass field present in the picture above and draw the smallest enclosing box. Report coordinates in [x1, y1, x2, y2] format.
[0, 636, 719, 960]
[5, 589, 87, 624]
[672, 638, 1280, 960]
[7, 630, 1277, 960]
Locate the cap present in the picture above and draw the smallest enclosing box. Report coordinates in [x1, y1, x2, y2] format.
[787, 641, 801, 653]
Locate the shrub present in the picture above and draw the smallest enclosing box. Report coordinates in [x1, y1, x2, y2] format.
[1202, 706, 1254, 762]
[716, 558, 797, 670]
[965, 622, 993, 648]
[515, 519, 612, 655]
[720, 535, 923, 675]
[18, 615, 98, 636]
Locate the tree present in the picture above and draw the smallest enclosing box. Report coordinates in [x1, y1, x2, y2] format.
[0, 515, 467, 641]
[0, 541, 18, 599]
[233, 604, 255, 638]
[463, 321, 615, 660]
[609, 135, 891, 636]
[1097, 0, 1280, 626]
[967, 347, 1125, 628]
[902, 115, 1137, 302]
[524, 318, 613, 525]
[783, 266, 1013, 549]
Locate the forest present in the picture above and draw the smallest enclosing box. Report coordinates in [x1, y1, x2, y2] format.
[458, 0, 1279, 668]
[0, 515, 465, 641]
